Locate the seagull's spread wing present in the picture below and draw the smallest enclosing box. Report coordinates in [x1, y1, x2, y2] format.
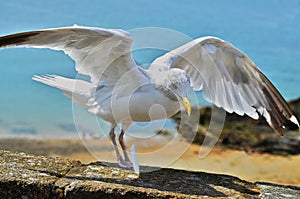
[0, 26, 147, 84]
[149, 36, 299, 135]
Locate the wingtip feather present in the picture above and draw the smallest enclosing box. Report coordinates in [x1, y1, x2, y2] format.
[290, 115, 300, 127]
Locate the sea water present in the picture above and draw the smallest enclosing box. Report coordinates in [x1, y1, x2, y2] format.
[0, 0, 299, 138]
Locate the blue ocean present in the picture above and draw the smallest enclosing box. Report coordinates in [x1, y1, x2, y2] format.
[0, 0, 299, 138]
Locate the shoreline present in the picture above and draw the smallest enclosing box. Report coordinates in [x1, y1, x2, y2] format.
[0, 137, 299, 186]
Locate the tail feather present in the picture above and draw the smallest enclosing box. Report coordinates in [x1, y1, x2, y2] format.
[32, 74, 93, 94]
[32, 75, 97, 109]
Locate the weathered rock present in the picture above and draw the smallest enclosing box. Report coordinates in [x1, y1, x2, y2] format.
[0, 150, 300, 198]
[256, 182, 300, 199]
[0, 150, 80, 198]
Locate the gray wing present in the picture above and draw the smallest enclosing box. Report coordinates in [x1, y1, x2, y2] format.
[149, 36, 299, 135]
[0, 25, 147, 84]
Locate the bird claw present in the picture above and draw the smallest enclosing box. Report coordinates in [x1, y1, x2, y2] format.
[118, 159, 133, 168]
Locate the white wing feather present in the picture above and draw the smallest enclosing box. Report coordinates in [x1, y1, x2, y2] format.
[149, 36, 299, 134]
[0, 26, 147, 84]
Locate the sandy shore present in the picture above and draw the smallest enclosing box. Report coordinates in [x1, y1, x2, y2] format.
[0, 138, 299, 186]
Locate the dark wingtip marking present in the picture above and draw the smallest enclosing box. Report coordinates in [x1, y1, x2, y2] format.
[0, 31, 40, 48]
[258, 70, 294, 137]
[278, 128, 284, 137]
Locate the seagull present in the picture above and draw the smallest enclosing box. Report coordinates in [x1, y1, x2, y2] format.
[0, 26, 299, 168]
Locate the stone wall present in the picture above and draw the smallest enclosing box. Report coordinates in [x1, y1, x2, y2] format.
[1, 150, 300, 198]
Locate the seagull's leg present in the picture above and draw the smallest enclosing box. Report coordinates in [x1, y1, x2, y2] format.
[118, 129, 132, 167]
[109, 125, 127, 167]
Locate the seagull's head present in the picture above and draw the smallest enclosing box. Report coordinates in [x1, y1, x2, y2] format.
[167, 68, 191, 116]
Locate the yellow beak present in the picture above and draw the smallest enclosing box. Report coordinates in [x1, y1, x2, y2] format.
[180, 97, 191, 116]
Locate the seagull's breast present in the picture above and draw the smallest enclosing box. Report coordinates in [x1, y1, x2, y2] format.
[97, 83, 180, 123]
[128, 85, 180, 122]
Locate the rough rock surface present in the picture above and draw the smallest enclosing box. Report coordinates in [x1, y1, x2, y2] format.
[1, 150, 300, 198]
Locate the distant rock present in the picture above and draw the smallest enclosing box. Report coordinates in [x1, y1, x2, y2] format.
[171, 98, 300, 155]
[1, 150, 300, 198]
